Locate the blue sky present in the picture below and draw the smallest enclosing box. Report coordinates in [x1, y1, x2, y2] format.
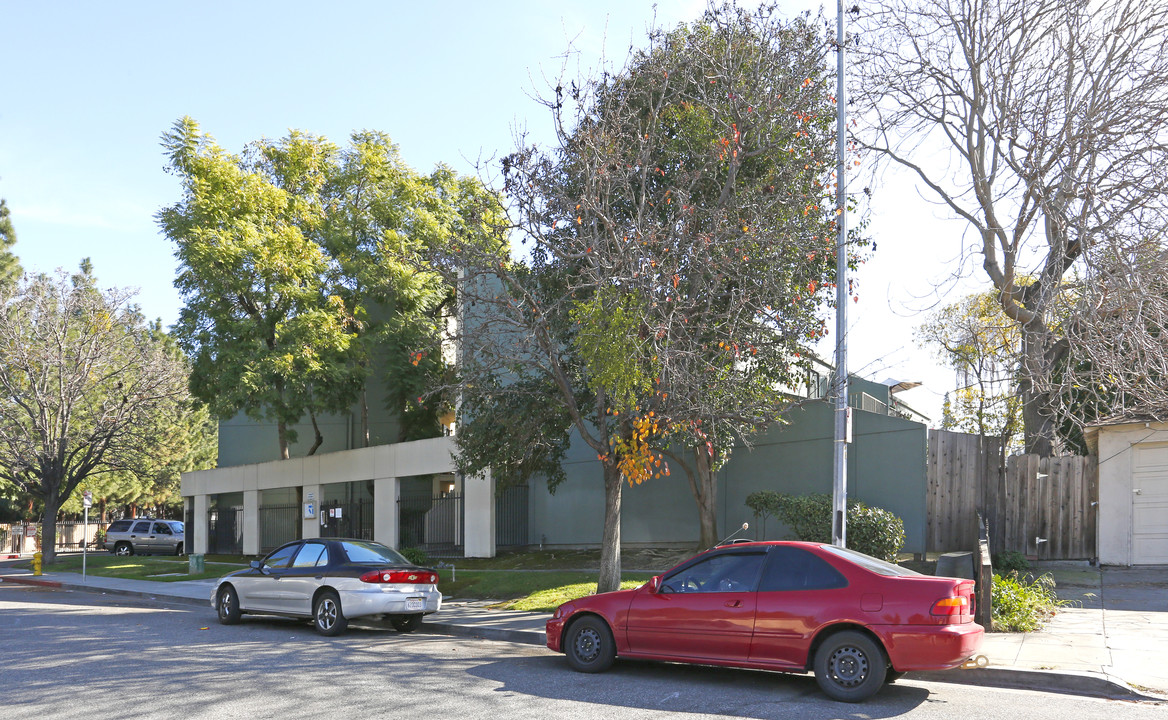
[0, 0, 972, 422]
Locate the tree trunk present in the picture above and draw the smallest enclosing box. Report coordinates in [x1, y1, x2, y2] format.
[692, 447, 719, 550]
[306, 411, 324, 456]
[1019, 326, 1058, 455]
[277, 421, 290, 460]
[361, 388, 370, 448]
[42, 491, 59, 565]
[597, 461, 623, 594]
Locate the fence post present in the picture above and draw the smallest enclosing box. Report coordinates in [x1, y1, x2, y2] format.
[975, 512, 993, 629]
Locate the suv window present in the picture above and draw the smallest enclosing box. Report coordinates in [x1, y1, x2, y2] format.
[131, 521, 152, 533]
[170, 522, 184, 534]
[759, 546, 848, 592]
[263, 543, 300, 569]
[107, 520, 132, 533]
[153, 523, 172, 535]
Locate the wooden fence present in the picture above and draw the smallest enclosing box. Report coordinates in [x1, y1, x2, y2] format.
[926, 429, 1098, 559]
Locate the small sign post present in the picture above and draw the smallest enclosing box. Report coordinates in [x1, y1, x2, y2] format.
[82, 491, 93, 580]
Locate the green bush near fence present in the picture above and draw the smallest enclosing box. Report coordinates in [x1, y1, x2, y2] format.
[992, 571, 1065, 632]
[745, 491, 906, 562]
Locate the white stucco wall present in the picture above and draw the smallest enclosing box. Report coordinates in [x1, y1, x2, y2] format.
[1091, 420, 1168, 565]
[180, 437, 495, 554]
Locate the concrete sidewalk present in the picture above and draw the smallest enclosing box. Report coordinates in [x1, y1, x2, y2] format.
[1, 561, 1164, 702]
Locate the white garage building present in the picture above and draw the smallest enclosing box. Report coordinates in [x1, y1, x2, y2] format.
[1086, 418, 1168, 565]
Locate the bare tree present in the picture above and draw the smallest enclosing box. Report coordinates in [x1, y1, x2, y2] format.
[0, 267, 190, 563]
[855, 0, 1168, 453]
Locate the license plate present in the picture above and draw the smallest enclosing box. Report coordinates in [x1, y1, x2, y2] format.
[406, 598, 424, 611]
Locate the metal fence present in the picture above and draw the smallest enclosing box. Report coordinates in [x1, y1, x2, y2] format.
[495, 485, 529, 548]
[319, 499, 373, 541]
[208, 506, 244, 555]
[259, 503, 301, 552]
[399, 494, 463, 558]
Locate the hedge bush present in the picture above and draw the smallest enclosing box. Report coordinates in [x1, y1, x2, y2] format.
[745, 491, 906, 562]
[399, 547, 431, 566]
[992, 550, 1030, 575]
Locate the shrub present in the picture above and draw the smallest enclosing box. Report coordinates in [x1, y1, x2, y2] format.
[992, 550, 1029, 575]
[400, 547, 430, 566]
[745, 492, 906, 563]
[991, 571, 1065, 632]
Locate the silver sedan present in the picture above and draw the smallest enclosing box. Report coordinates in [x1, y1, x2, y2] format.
[210, 538, 442, 635]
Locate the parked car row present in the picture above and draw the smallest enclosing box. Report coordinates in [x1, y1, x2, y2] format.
[102, 512, 982, 703]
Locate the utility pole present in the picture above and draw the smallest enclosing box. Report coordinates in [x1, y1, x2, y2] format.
[831, 0, 850, 548]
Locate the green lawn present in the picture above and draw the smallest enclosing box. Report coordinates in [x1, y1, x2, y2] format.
[438, 569, 654, 610]
[44, 554, 247, 582]
[36, 552, 649, 610]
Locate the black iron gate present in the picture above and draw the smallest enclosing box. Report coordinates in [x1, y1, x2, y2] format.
[259, 503, 301, 552]
[495, 485, 529, 548]
[398, 494, 462, 557]
[319, 499, 373, 540]
[207, 506, 243, 555]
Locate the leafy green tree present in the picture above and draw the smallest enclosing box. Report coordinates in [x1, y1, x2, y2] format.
[161, 120, 495, 455]
[0, 199, 21, 288]
[449, 3, 860, 585]
[918, 291, 1022, 446]
[319, 139, 490, 443]
[0, 266, 192, 563]
[158, 118, 362, 459]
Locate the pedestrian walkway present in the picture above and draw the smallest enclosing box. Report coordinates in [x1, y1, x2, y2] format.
[1, 560, 1164, 702]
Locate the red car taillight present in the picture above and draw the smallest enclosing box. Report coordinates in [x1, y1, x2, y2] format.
[930, 595, 969, 621]
[359, 569, 439, 584]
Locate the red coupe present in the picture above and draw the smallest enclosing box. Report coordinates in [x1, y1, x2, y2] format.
[546, 541, 983, 702]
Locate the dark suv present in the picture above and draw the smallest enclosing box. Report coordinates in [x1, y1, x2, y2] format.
[103, 518, 185, 556]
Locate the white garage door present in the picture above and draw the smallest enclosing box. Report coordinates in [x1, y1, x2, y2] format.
[1131, 444, 1168, 564]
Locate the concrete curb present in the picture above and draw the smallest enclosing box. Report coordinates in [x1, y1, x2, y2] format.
[0, 575, 61, 589]
[420, 620, 547, 647]
[906, 667, 1166, 703]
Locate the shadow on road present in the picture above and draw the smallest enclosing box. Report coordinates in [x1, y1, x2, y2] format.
[467, 653, 934, 719]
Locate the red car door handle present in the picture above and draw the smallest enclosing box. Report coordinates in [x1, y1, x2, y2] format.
[725, 600, 742, 608]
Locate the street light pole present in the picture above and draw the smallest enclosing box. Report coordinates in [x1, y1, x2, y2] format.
[832, 0, 850, 548]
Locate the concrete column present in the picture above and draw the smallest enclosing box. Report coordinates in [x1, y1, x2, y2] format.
[302, 484, 321, 540]
[242, 490, 260, 556]
[193, 494, 209, 555]
[373, 477, 400, 548]
[463, 469, 496, 558]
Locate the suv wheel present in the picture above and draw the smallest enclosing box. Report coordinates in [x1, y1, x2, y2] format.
[175, 542, 184, 556]
[114, 542, 133, 556]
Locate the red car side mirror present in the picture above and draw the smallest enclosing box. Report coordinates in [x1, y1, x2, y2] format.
[647, 575, 662, 593]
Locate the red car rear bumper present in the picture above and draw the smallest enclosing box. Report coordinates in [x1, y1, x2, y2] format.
[878, 621, 985, 671]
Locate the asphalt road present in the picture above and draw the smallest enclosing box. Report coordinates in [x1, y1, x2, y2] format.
[1, 585, 1162, 720]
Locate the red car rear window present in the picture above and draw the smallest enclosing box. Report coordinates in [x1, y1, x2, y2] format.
[821, 545, 923, 577]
